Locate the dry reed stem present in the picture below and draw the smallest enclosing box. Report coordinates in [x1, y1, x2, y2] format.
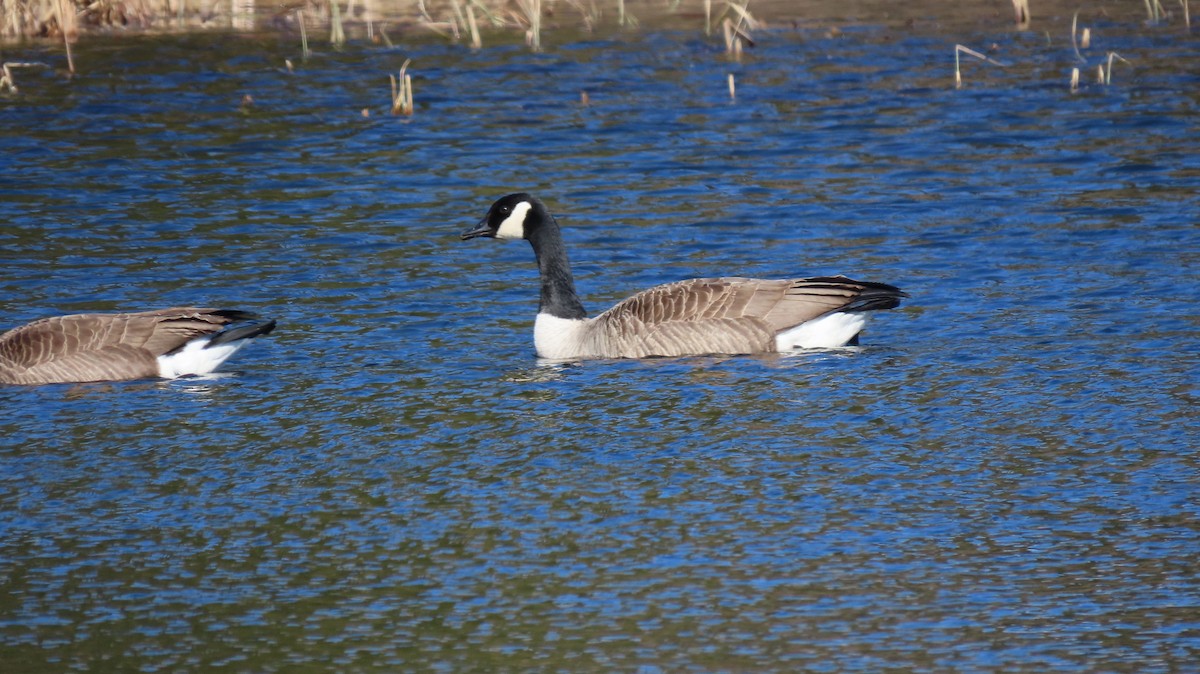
[297, 9, 310, 61]
[705, 0, 712, 35]
[1183, 0, 1191, 31]
[1012, 0, 1030, 28]
[419, 20, 456, 39]
[330, 1, 345, 46]
[417, 0, 434, 22]
[1143, 0, 1163, 22]
[450, 0, 467, 37]
[953, 44, 1006, 89]
[57, 0, 75, 74]
[718, 1, 756, 58]
[466, 3, 481, 48]
[1070, 12, 1085, 62]
[1104, 51, 1129, 84]
[722, 17, 753, 57]
[725, 1, 760, 31]
[514, 0, 541, 51]
[469, 0, 503, 28]
[390, 58, 414, 115]
[561, 0, 594, 31]
[1070, 67, 1079, 92]
[1, 61, 48, 94]
[727, 73, 735, 100]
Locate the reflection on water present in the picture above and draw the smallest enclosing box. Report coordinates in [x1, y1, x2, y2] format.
[1, 10, 1198, 673]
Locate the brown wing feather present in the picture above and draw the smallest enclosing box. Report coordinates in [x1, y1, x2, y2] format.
[0, 308, 242, 385]
[585, 278, 784, 358]
[586, 276, 904, 358]
[760, 276, 905, 331]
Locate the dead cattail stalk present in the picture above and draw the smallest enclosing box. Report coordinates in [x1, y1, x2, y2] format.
[1137, 0, 1166, 22]
[1070, 12, 1091, 62]
[330, 1, 345, 47]
[1069, 67, 1079, 92]
[57, 0, 76, 74]
[725, 1, 760, 31]
[297, 9, 310, 60]
[1096, 64, 1105, 83]
[1143, 0, 1165, 22]
[727, 73, 736, 100]
[954, 44, 1007, 89]
[450, 0, 467, 38]
[1012, 0, 1030, 28]
[1, 67, 15, 94]
[1, 62, 49, 94]
[722, 18, 753, 58]
[515, 0, 542, 51]
[1183, 0, 1191, 32]
[1103, 52, 1129, 85]
[466, 3, 481, 49]
[390, 59, 415, 115]
[705, 0, 712, 35]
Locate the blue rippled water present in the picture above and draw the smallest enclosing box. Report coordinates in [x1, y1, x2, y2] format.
[2, 9, 1198, 672]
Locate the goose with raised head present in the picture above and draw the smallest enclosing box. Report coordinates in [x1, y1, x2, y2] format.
[461, 193, 906, 360]
[0, 308, 277, 385]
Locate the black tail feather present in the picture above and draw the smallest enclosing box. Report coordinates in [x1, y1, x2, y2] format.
[211, 309, 261, 322]
[805, 276, 907, 313]
[206, 319, 277, 348]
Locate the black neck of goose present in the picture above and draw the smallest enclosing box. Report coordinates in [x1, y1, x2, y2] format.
[527, 215, 588, 320]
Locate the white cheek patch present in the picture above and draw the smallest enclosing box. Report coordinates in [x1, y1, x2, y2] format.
[495, 201, 532, 239]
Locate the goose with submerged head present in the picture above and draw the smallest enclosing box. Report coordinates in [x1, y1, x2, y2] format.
[461, 193, 906, 360]
[0, 308, 276, 385]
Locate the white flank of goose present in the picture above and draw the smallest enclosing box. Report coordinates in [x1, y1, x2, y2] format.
[0, 308, 277, 385]
[462, 193, 906, 360]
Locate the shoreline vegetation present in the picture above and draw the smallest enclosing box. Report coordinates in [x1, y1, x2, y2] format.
[10, 0, 735, 42]
[1, 0, 1192, 44]
[0, 0, 1188, 94]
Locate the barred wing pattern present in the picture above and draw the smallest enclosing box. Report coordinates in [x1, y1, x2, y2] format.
[0, 308, 250, 385]
[585, 276, 903, 358]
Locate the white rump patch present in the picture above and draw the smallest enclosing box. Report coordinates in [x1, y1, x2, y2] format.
[776, 312, 867, 350]
[157, 337, 249, 379]
[533, 312, 590, 360]
[495, 201, 532, 239]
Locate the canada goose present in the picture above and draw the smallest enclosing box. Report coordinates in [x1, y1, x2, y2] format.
[461, 193, 906, 360]
[0, 308, 276, 385]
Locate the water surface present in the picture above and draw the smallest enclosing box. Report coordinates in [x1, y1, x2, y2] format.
[2, 12, 1198, 672]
